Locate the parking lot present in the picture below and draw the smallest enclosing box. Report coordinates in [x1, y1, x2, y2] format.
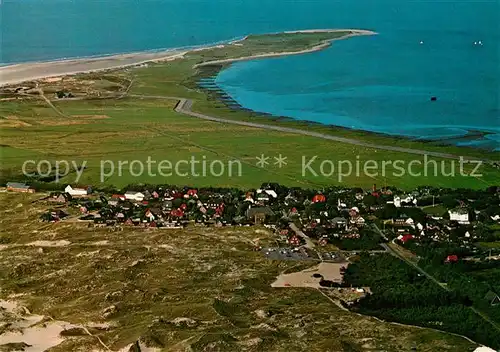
[261, 247, 352, 263]
[261, 247, 318, 261]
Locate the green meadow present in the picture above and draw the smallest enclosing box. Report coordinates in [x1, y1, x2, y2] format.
[1, 97, 498, 190]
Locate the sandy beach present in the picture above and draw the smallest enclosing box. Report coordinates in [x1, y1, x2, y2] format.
[0, 50, 187, 87]
[0, 29, 376, 87]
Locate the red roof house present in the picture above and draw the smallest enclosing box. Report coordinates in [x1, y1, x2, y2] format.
[187, 189, 198, 197]
[445, 255, 459, 263]
[400, 234, 414, 244]
[312, 194, 326, 203]
[170, 209, 185, 218]
[289, 235, 300, 246]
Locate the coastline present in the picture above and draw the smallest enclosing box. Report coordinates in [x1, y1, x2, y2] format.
[0, 50, 189, 87]
[0, 29, 375, 87]
[194, 29, 376, 68]
[1, 27, 497, 154]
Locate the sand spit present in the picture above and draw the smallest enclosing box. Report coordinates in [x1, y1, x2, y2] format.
[194, 29, 377, 68]
[0, 29, 376, 87]
[271, 262, 347, 288]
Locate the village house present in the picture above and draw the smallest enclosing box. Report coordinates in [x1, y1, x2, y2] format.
[337, 199, 348, 211]
[330, 217, 347, 228]
[6, 182, 35, 193]
[65, 185, 91, 197]
[124, 191, 145, 202]
[398, 234, 414, 244]
[354, 216, 366, 227]
[246, 206, 273, 225]
[449, 209, 470, 225]
[243, 192, 255, 203]
[256, 189, 278, 203]
[312, 194, 327, 203]
[445, 254, 459, 263]
[391, 195, 417, 208]
[284, 192, 298, 206]
[184, 189, 198, 199]
[47, 192, 70, 203]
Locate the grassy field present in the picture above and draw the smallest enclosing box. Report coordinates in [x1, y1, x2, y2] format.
[476, 241, 500, 249]
[1, 97, 499, 190]
[1, 30, 499, 190]
[422, 204, 448, 216]
[0, 193, 478, 351]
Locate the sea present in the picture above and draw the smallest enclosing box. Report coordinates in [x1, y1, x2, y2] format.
[2, 0, 499, 150]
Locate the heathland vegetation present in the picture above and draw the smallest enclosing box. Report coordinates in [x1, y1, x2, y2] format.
[0, 192, 479, 351]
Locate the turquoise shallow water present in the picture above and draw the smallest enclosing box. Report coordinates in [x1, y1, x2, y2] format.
[2, 0, 499, 149]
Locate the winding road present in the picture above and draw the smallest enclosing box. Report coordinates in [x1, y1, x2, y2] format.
[166, 97, 491, 163]
[31, 89, 498, 164]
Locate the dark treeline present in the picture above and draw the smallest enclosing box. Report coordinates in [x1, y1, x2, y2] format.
[343, 254, 500, 349]
[402, 240, 500, 329]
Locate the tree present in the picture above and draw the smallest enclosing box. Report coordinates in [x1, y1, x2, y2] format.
[363, 194, 377, 207]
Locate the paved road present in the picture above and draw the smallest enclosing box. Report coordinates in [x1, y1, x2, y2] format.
[62, 93, 493, 163]
[289, 222, 316, 249]
[288, 222, 325, 261]
[171, 98, 491, 163]
[381, 243, 450, 290]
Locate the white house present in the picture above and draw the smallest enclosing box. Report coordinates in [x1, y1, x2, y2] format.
[337, 199, 347, 210]
[124, 191, 145, 202]
[393, 195, 418, 208]
[65, 185, 90, 197]
[256, 189, 278, 201]
[449, 209, 470, 224]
